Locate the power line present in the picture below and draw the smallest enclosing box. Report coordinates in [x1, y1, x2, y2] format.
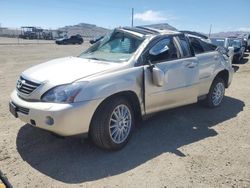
[131, 8, 134, 27]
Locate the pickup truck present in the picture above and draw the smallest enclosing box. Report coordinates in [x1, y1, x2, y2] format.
[9, 27, 234, 150]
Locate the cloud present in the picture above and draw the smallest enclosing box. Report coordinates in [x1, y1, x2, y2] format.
[238, 27, 250, 31]
[134, 10, 169, 22]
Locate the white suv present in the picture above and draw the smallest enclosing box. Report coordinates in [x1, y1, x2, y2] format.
[10, 27, 234, 150]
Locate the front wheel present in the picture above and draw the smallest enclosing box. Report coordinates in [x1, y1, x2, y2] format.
[202, 78, 225, 108]
[90, 97, 134, 150]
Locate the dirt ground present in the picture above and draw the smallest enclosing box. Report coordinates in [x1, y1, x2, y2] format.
[0, 40, 250, 188]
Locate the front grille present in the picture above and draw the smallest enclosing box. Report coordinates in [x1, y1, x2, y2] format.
[12, 102, 30, 115]
[16, 76, 41, 95]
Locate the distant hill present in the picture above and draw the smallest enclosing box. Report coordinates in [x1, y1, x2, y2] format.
[141, 23, 177, 31]
[58, 22, 177, 39]
[58, 23, 110, 39]
[210, 31, 249, 38]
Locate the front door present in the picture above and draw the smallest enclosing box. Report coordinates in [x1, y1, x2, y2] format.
[144, 36, 199, 114]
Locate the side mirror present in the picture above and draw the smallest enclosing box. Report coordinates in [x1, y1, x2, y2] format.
[228, 46, 234, 56]
[149, 42, 169, 56]
[151, 66, 165, 87]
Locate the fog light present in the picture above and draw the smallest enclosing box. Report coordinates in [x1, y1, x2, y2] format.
[45, 116, 54, 126]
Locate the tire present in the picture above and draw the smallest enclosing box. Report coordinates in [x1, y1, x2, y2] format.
[90, 97, 135, 150]
[202, 77, 225, 108]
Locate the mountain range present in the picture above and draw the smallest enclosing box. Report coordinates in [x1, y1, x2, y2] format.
[58, 22, 178, 39]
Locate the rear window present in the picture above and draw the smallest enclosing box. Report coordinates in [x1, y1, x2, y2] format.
[211, 38, 225, 47]
[199, 40, 216, 52]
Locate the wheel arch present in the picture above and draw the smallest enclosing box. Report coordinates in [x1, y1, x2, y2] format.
[215, 69, 229, 88]
[89, 90, 142, 132]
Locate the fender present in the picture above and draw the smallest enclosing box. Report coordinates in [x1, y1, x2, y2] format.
[75, 66, 146, 115]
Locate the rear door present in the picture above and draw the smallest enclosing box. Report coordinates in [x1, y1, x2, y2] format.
[189, 36, 220, 96]
[144, 35, 199, 114]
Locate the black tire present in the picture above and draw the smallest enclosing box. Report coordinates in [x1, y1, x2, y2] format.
[90, 97, 135, 150]
[202, 77, 225, 108]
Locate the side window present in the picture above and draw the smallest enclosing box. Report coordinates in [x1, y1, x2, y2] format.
[148, 37, 179, 63]
[189, 37, 204, 54]
[199, 40, 216, 52]
[177, 35, 192, 57]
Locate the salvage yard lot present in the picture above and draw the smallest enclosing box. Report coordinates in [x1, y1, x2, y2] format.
[0, 40, 250, 187]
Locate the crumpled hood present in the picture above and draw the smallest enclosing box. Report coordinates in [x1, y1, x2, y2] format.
[22, 57, 119, 85]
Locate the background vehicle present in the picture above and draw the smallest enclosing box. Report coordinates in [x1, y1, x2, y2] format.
[19, 26, 53, 40]
[242, 33, 250, 51]
[210, 37, 244, 63]
[55, 34, 83, 45]
[228, 37, 245, 63]
[10, 27, 234, 150]
[19, 26, 43, 39]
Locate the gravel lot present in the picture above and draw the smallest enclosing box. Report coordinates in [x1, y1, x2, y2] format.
[0, 40, 250, 187]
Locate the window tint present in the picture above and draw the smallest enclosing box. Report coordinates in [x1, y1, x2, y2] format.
[189, 37, 204, 54]
[149, 37, 179, 62]
[177, 35, 192, 57]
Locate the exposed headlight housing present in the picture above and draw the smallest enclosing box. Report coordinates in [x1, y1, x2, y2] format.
[41, 81, 88, 103]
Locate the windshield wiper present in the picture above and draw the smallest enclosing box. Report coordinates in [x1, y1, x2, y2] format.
[86, 57, 107, 61]
[87, 57, 100, 60]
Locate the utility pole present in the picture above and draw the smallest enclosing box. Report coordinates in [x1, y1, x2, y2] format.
[209, 24, 212, 38]
[131, 8, 134, 27]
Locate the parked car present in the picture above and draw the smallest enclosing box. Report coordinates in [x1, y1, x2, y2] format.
[9, 27, 234, 150]
[228, 37, 245, 63]
[210, 37, 244, 63]
[55, 35, 83, 45]
[242, 33, 250, 52]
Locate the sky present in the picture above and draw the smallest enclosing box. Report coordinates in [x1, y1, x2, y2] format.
[0, 0, 250, 33]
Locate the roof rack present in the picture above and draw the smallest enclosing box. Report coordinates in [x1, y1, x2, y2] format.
[180, 30, 208, 39]
[135, 26, 160, 34]
[122, 27, 158, 35]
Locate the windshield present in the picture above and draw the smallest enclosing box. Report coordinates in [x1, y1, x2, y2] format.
[210, 38, 226, 47]
[80, 30, 144, 62]
[228, 39, 241, 48]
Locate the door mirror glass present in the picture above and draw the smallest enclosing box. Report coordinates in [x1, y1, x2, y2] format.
[149, 39, 170, 56]
[152, 66, 164, 87]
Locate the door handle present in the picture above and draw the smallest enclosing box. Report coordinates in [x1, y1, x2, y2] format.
[185, 62, 197, 68]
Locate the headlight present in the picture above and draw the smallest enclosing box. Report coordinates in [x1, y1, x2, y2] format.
[41, 81, 88, 103]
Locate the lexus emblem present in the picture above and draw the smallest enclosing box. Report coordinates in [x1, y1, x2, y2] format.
[17, 79, 25, 89]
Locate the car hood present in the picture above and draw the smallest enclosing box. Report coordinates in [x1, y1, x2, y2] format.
[22, 57, 119, 85]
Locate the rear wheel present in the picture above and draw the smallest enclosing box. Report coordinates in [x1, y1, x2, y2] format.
[202, 78, 225, 108]
[90, 97, 134, 150]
